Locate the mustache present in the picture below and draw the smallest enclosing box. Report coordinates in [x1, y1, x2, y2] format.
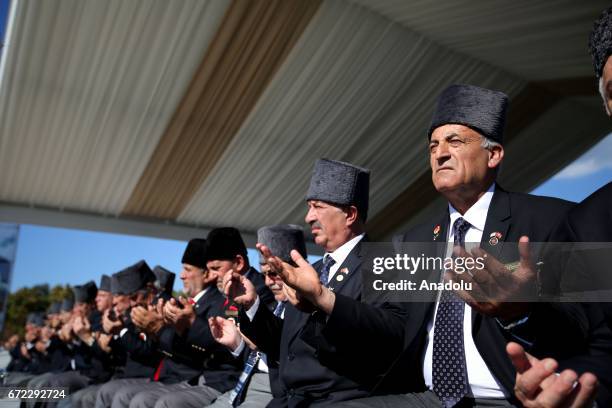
[311, 221, 322, 229]
[269, 284, 283, 291]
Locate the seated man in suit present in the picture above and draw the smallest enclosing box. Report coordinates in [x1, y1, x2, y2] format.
[269, 84, 606, 407]
[226, 158, 409, 406]
[207, 224, 306, 408]
[506, 9, 612, 407]
[205, 227, 276, 314]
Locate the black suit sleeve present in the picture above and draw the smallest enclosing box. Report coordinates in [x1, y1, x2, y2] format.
[239, 302, 283, 361]
[302, 294, 410, 377]
[116, 327, 158, 363]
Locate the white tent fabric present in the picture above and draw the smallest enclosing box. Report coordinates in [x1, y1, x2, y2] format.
[351, 0, 610, 80]
[179, 0, 526, 231]
[0, 0, 230, 214]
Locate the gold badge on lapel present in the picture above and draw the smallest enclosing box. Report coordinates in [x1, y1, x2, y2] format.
[489, 231, 502, 246]
[433, 225, 441, 241]
[336, 267, 349, 282]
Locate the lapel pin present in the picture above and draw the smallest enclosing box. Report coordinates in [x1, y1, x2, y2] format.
[336, 274, 344, 282]
[433, 225, 441, 241]
[339, 267, 349, 275]
[489, 231, 502, 246]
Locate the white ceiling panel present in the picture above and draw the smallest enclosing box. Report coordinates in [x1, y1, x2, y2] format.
[179, 0, 526, 231]
[0, 0, 230, 214]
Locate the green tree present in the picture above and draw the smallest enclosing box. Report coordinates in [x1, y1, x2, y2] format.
[2, 284, 72, 339]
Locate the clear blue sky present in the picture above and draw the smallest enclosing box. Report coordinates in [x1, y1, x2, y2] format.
[8, 132, 612, 292]
[0, 0, 8, 41]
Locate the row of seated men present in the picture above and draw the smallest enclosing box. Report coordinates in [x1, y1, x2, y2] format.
[2, 7, 612, 407]
[3, 225, 295, 408]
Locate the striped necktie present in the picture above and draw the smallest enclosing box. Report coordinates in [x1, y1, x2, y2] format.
[319, 254, 336, 287]
[229, 302, 285, 406]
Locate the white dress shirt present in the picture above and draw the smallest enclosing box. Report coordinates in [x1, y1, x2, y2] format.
[323, 233, 365, 284]
[423, 183, 508, 399]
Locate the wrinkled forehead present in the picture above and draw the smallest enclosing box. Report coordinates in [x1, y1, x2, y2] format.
[430, 123, 482, 142]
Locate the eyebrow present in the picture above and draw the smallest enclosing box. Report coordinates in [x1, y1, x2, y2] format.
[430, 132, 460, 144]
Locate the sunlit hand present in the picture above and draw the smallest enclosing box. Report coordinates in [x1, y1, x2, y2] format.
[163, 297, 195, 335]
[222, 269, 257, 309]
[131, 303, 165, 334]
[208, 316, 243, 351]
[97, 333, 112, 353]
[448, 236, 537, 321]
[507, 342, 598, 407]
[102, 309, 123, 335]
[257, 244, 331, 313]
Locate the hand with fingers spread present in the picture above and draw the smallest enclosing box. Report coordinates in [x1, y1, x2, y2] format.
[446, 235, 537, 321]
[102, 309, 123, 335]
[59, 319, 75, 341]
[131, 303, 165, 335]
[222, 269, 257, 310]
[97, 333, 113, 353]
[20, 343, 31, 359]
[507, 342, 598, 407]
[73, 315, 94, 344]
[163, 297, 195, 335]
[208, 316, 242, 351]
[257, 243, 334, 314]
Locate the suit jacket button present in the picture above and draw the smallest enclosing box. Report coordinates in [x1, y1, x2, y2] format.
[288, 354, 295, 361]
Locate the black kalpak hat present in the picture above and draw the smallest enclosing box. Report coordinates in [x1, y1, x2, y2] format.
[589, 7, 612, 79]
[73, 280, 98, 304]
[305, 159, 371, 221]
[428, 84, 508, 145]
[99, 275, 111, 292]
[181, 239, 207, 269]
[205, 228, 247, 261]
[47, 302, 61, 315]
[257, 224, 307, 264]
[153, 265, 176, 293]
[61, 297, 74, 312]
[111, 260, 155, 295]
[26, 312, 45, 327]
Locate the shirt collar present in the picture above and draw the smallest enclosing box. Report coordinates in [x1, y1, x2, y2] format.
[448, 183, 495, 232]
[324, 233, 365, 266]
[192, 287, 209, 304]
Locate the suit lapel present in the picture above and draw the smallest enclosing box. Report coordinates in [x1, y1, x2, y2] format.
[412, 215, 450, 325]
[327, 237, 364, 293]
[480, 187, 511, 261]
[194, 286, 217, 315]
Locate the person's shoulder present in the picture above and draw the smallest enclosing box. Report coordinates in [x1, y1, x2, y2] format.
[504, 189, 575, 214]
[570, 181, 612, 216]
[392, 221, 438, 244]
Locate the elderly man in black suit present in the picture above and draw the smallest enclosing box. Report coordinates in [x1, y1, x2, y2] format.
[225, 158, 409, 406]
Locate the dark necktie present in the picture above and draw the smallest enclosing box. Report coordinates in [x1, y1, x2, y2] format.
[229, 302, 285, 406]
[433, 217, 471, 407]
[319, 254, 336, 287]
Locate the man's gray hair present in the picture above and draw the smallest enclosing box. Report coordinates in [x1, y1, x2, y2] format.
[481, 135, 502, 150]
[599, 77, 611, 116]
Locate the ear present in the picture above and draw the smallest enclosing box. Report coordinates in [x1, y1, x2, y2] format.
[344, 205, 359, 226]
[234, 255, 247, 273]
[202, 268, 216, 285]
[487, 145, 504, 169]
